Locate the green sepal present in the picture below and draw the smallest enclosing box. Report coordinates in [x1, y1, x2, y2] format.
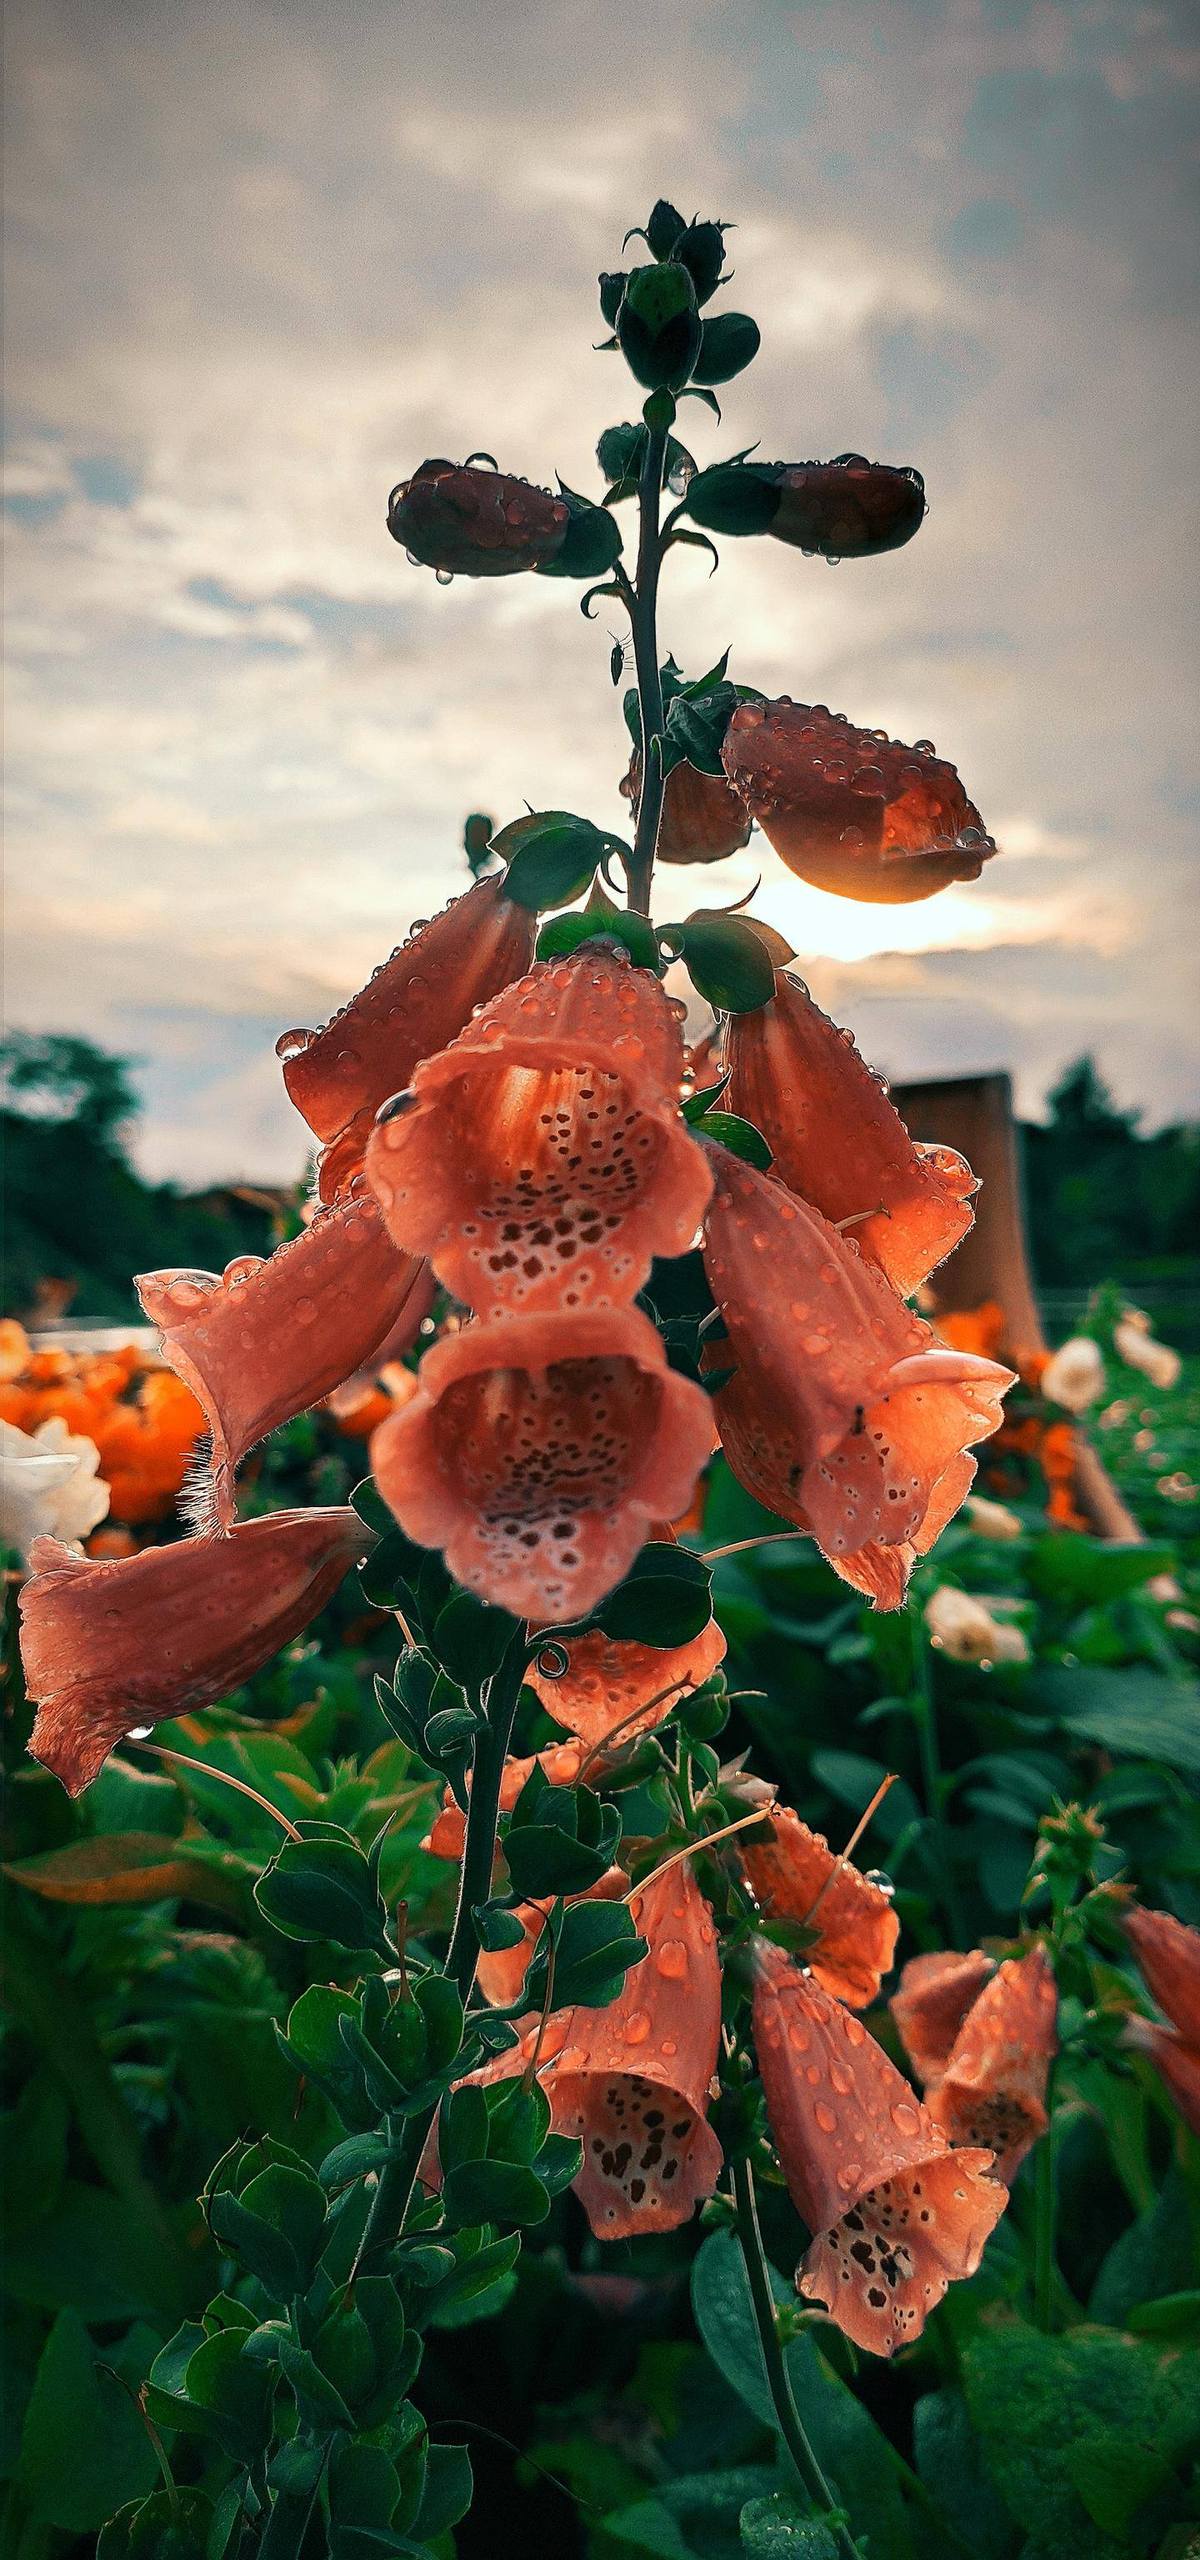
[661, 912, 777, 1013]
[536, 910, 662, 972]
[618, 264, 702, 390]
[691, 313, 761, 384]
[594, 1540, 714, 1646]
[536, 487, 624, 579]
[685, 459, 781, 535]
[686, 1108, 772, 1168]
[253, 1830, 391, 1958]
[524, 1895, 646, 2010]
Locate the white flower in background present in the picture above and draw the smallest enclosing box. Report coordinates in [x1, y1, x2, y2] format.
[0, 1416, 110, 1563]
[1113, 1309, 1182, 1392]
[965, 1494, 1024, 1541]
[1041, 1335, 1106, 1414]
[924, 1584, 1029, 1668]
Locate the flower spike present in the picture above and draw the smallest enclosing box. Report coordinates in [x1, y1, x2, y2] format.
[370, 1304, 714, 1622]
[725, 970, 977, 1297]
[752, 1941, 1006, 2356]
[722, 699, 995, 904]
[20, 1509, 365, 1796]
[279, 876, 536, 1200]
[700, 1147, 1013, 1606]
[364, 947, 713, 1314]
[138, 1197, 432, 1528]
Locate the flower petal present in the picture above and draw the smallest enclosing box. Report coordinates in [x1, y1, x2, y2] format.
[741, 1808, 899, 2007]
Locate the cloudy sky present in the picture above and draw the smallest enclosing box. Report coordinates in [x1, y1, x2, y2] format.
[4, 0, 1197, 1184]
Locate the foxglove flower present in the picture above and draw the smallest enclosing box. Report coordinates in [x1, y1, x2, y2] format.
[925, 1946, 1057, 2183]
[740, 1806, 899, 2007]
[1124, 1906, 1200, 2044]
[370, 1304, 714, 1622]
[701, 1148, 1013, 1607]
[768, 456, 926, 559]
[891, 1948, 996, 2086]
[724, 969, 976, 1295]
[138, 1198, 432, 1528]
[20, 1509, 365, 1795]
[526, 1531, 726, 1746]
[620, 750, 752, 863]
[279, 877, 536, 1201]
[365, 947, 713, 1315]
[722, 700, 994, 904]
[388, 459, 570, 577]
[1121, 2016, 1200, 2135]
[752, 1941, 1006, 2355]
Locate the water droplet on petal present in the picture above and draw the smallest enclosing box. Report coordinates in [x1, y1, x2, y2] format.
[814, 2100, 838, 2132]
[624, 2010, 651, 2044]
[275, 1028, 311, 1061]
[656, 1939, 688, 1980]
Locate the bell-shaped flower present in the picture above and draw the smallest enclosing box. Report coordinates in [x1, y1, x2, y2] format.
[701, 1148, 1013, 1608]
[740, 1807, 899, 2007]
[890, 1948, 996, 2086]
[752, 1941, 1007, 2356]
[1124, 1906, 1200, 2044]
[138, 1198, 432, 1529]
[1120, 2016, 1200, 2135]
[365, 946, 713, 1315]
[925, 1946, 1057, 2183]
[1, 1416, 110, 1562]
[20, 1508, 365, 1795]
[769, 456, 926, 560]
[724, 969, 976, 1296]
[924, 1585, 1030, 1667]
[387, 459, 570, 577]
[620, 750, 752, 863]
[279, 877, 536, 1201]
[1040, 1335, 1105, 1414]
[526, 1529, 726, 1747]
[434, 1865, 723, 2237]
[721, 700, 994, 904]
[1114, 1310, 1182, 1391]
[371, 1304, 714, 1623]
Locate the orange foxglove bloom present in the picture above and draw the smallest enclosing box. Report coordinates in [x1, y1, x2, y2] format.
[1124, 1906, 1200, 2043]
[620, 751, 752, 863]
[925, 1946, 1057, 2183]
[435, 1865, 723, 2237]
[724, 970, 976, 1297]
[279, 878, 536, 1201]
[752, 1941, 1006, 2355]
[701, 1148, 1013, 1607]
[740, 1807, 899, 2007]
[138, 1198, 431, 1528]
[721, 700, 995, 905]
[769, 457, 926, 560]
[364, 948, 713, 1315]
[891, 1948, 996, 2085]
[423, 1739, 591, 1861]
[387, 459, 570, 578]
[371, 1304, 713, 1624]
[526, 1578, 726, 1748]
[1121, 2016, 1200, 2136]
[20, 1508, 365, 1796]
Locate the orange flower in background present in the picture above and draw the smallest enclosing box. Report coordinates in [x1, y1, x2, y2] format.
[925, 1946, 1057, 2183]
[0, 1341, 202, 1531]
[724, 970, 977, 1297]
[891, 1948, 997, 2085]
[20, 1508, 365, 1795]
[0, 1319, 32, 1382]
[1124, 1906, 1200, 2042]
[278, 876, 537, 1203]
[701, 1148, 1013, 1607]
[740, 1807, 899, 2007]
[752, 1940, 1007, 2356]
[364, 947, 713, 1316]
[433, 1864, 724, 2238]
[370, 1304, 714, 1624]
[138, 1197, 432, 1528]
[935, 1303, 1008, 1362]
[620, 751, 752, 863]
[721, 700, 995, 905]
[387, 459, 570, 578]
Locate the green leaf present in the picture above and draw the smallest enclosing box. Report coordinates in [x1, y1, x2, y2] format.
[18, 2310, 160, 2533]
[739, 2496, 842, 2557]
[209, 2164, 326, 2298]
[688, 1109, 772, 1169]
[537, 910, 662, 972]
[692, 314, 761, 385]
[664, 914, 776, 1014]
[525, 1895, 645, 2009]
[595, 1541, 713, 1646]
[494, 809, 620, 912]
[1030, 1665, 1200, 1775]
[412, 2440, 474, 2539]
[1026, 1535, 1174, 1605]
[618, 264, 703, 390]
[97, 2491, 215, 2560]
[254, 1832, 391, 1954]
[962, 2320, 1200, 2558]
[604, 2466, 778, 2557]
[443, 2157, 552, 2227]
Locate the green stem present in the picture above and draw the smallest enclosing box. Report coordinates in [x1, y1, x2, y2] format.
[349, 1636, 527, 2278]
[626, 423, 668, 915]
[1033, 2081, 1059, 2332]
[731, 2157, 856, 2556]
[910, 1609, 968, 1946]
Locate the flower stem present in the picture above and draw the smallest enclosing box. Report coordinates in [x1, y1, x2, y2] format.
[731, 2155, 857, 2556]
[1033, 2079, 1059, 2331]
[910, 1606, 968, 1946]
[626, 423, 668, 916]
[347, 1634, 527, 2279]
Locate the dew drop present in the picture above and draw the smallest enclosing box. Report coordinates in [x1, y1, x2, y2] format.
[814, 2100, 838, 2132]
[275, 1028, 311, 1061]
[891, 2102, 920, 2135]
[435, 567, 455, 586]
[656, 1939, 688, 1980]
[624, 2010, 652, 2044]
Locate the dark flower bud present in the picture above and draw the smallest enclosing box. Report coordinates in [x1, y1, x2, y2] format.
[676, 220, 728, 306]
[769, 455, 927, 559]
[598, 270, 628, 328]
[645, 198, 688, 260]
[617, 264, 703, 391]
[387, 460, 569, 578]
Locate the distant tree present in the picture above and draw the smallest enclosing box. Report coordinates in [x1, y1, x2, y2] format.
[1025, 1053, 1200, 1289]
[0, 1033, 139, 1152]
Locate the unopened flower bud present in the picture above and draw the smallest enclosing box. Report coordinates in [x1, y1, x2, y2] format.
[617, 264, 702, 390]
[388, 459, 569, 578]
